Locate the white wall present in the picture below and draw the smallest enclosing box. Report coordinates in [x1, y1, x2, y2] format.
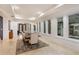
[1, 11, 10, 40]
[3, 18, 9, 40]
[10, 21, 18, 40]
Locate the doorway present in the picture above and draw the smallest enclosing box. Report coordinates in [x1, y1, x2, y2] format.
[18, 24, 26, 35]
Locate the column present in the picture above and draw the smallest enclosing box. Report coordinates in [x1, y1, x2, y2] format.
[51, 18, 57, 37]
[46, 20, 48, 34]
[41, 22, 44, 33]
[63, 15, 69, 38]
[37, 22, 39, 32]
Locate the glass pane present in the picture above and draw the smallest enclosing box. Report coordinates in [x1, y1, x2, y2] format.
[44, 21, 46, 33]
[69, 14, 79, 39]
[34, 25, 36, 32]
[57, 17, 63, 36]
[48, 20, 51, 34]
[23, 24, 26, 32]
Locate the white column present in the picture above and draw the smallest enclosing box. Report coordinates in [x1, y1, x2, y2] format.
[41, 22, 44, 33]
[46, 20, 48, 34]
[28, 24, 30, 33]
[35, 23, 37, 32]
[31, 23, 34, 33]
[63, 15, 69, 38]
[37, 22, 39, 32]
[51, 18, 57, 37]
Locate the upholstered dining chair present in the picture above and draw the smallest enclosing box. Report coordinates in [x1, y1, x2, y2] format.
[29, 32, 39, 48]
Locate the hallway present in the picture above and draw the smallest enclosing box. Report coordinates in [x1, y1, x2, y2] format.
[0, 4, 79, 55]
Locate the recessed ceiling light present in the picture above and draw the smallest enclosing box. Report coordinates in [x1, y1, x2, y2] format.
[29, 17, 36, 21]
[15, 15, 23, 19]
[37, 12, 44, 17]
[39, 13, 44, 17]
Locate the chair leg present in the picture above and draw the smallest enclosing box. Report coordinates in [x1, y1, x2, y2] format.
[29, 44, 32, 49]
[36, 43, 39, 48]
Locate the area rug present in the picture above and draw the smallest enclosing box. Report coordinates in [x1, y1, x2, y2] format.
[16, 40, 48, 55]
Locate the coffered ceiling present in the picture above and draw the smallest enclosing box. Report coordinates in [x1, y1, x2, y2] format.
[0, 4, 57, 21]
[1, 4, 79, 22]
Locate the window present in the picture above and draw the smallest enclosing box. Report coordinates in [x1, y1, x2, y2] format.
[23, 24, 26, 32]
[44, 21, 46, 33]
[57, 17, 63, 36]
[34, 25, 36, 32]
[69, 14, 79, 39]
[18, 24, 26, 33]
[48, 20, 51, 34]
